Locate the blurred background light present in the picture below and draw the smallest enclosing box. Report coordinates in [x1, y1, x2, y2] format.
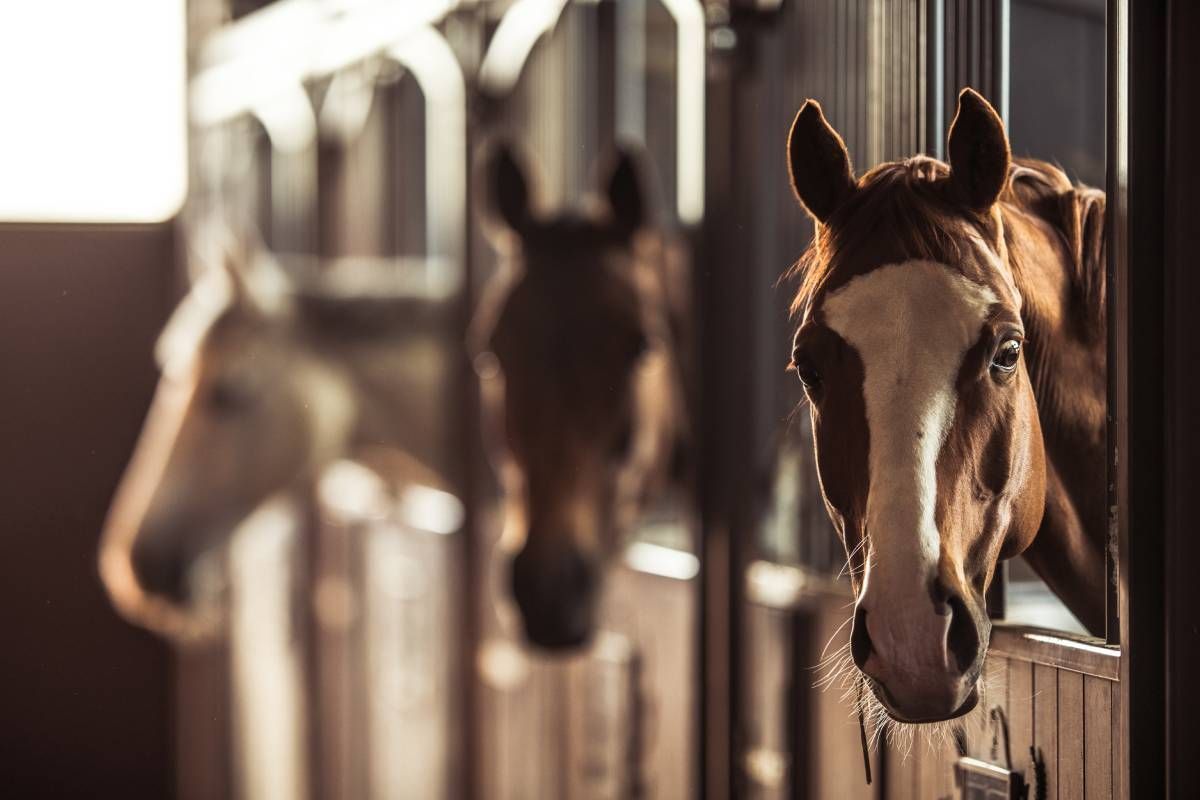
[624, 541, 700, 581]
[0, 1, 187, 223]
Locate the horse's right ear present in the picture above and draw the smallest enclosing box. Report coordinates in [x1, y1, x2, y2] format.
[786, 100, 855, 223]
[479, 141, 534, 236]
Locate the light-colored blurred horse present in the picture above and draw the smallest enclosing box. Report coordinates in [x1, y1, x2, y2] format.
[99, 233, 452, 640]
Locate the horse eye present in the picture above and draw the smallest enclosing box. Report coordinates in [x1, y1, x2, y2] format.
[206, 378, 254, 415]
[991, 338, 1022, 373]
[792, 354, 822, 390]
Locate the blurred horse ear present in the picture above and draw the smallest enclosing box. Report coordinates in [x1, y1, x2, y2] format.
[195, 225, 290, 315]
[786, 99, 855, 223]
[604, 145, 648, 238]
[947, 88, 1011, 211]
[479, 140, 535, 237]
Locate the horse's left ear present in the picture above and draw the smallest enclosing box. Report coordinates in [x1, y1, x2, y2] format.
[478, 140, 536, 238]
[605, 146, 648, 238]
[947, 88, 1011, 210]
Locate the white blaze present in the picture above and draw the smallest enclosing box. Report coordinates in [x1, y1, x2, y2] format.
[823, 261, 996, 599]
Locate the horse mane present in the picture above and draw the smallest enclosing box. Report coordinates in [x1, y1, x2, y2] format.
[1004, 159, 1107, 336]
[787, 156, 1106, 335]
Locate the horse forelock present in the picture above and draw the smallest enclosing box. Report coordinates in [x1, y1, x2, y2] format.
[788, 156, 972, 320]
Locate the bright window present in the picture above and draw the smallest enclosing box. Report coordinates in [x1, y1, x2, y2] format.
[0, 1, 187, 222]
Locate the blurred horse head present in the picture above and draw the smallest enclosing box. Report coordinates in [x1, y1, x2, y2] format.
[100, 234, 439, 640]
[473, 143, 690, 650]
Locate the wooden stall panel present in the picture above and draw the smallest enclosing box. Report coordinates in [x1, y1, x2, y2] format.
[476, 554, 696, 799]
[1058, 671, 1085, 799]
[603, 565, 698, 800]
[1034, 664, 1060, 800]
[881, 656, 1118, 800]
[740, 603, 795, 799]
[1083, 675, 1113, 800]
[797, 594, 879, 800]
[1009, 660, 1035, 790]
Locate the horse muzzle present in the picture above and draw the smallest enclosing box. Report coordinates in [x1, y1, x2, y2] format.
[102, 516, 227, 642]
[850, 586, 989, 723]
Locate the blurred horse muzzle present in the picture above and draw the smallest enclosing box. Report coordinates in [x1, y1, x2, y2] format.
[509, 542, 599, 651]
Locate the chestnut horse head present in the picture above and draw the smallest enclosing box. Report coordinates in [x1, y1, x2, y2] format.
[473, 143, 687, 650]
[785, 88, 1107, 723]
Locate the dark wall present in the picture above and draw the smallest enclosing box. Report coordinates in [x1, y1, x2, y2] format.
[0, 224, 176, 797]
[1009, 0, 1106, 187]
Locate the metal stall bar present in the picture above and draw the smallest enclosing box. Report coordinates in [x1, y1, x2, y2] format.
[699, 5, 740, 796]
[186, 6, 471, 800]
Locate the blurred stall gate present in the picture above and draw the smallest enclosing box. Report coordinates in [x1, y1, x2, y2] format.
[179, 2, 702, 799]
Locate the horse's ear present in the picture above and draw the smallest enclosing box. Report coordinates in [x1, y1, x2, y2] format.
[786, 99, 855, 223]
[604, 145, 647, 238]
[479, 141, 534, 236]
[946, 88, 1011, 211]
[203, 229, 289, 315]
[218, 238, 256, 307]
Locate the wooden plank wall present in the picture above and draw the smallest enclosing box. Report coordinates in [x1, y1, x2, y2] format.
[882, 653, 1117, 800]
[764, 598, 1121, 799]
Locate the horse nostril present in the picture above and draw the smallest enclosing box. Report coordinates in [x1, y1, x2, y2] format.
[850, 605, 872, 669]
[946, 593, 980, 673]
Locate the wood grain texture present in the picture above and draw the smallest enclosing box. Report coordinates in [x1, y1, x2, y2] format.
[915, 736, 937, 800]
[1083, 676, 1113, 800]
[883, 738, 917, 800]
[1111, 679, 1122, 800]
[1058, 670, 1085, 799]
[1034, 664, 1060, 800]
[981, 654, 1010, 761]
[937, 731, 958, 799]
[1008, 660, 1035, 789]
[804, 596, 876, 800]
[989, 626, 1120, 680]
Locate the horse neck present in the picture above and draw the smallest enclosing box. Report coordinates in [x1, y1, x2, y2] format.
[1002, 202, 1107, 511]
[1001, 201, 1108, 633]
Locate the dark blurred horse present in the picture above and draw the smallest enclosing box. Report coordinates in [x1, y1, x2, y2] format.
[473, 144, 691, 649]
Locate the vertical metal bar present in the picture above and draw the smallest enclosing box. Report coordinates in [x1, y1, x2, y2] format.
[700, 34, 736, 800]
[615, 0, 647, 145]
[997, 0, 1009, 122]
[1114, 0, 1166, 797]
[1162, 4, 1200, 794]
[928, 0, 944, 158]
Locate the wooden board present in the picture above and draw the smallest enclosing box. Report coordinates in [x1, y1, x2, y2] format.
[1058, 670, 1085, 799]
[1083, 676, 1113, 800]
[1008, 660, 1035, 788]
[1034, 664, 1060, 799]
